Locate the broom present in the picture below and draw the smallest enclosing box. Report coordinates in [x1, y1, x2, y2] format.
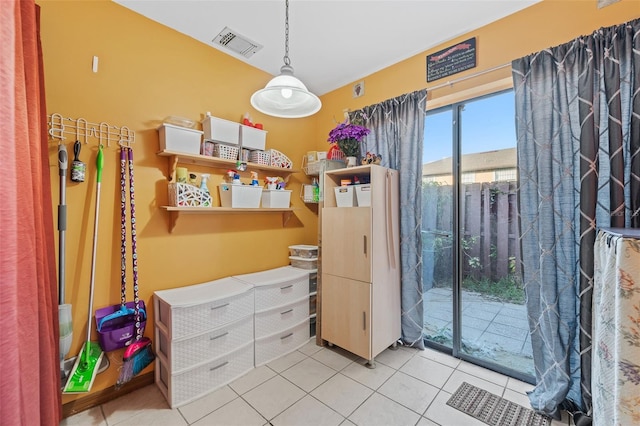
[116, 146, 154, 388]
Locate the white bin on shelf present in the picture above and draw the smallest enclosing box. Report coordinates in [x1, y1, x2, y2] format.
[289, 256, 318, 270]
[201, 116, 240, 145]
[218, 184, 262, 208]
[261, 190, 291, 208]
[355, 184, 371, 207]
[158, 124, 203, 155]
[334, 186, 356, 207]
[288, 245, 318, 258]
[240, 125, 267, 150]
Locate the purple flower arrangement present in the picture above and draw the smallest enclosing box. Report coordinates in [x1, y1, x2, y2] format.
[327, 121, 370, 157]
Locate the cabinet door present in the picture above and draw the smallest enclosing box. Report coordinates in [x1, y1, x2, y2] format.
[321, 273, 371, 359]
[321, 207, 371, 282]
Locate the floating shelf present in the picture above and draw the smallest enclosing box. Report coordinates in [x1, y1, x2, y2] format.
[160, 206, 296, 232]
[157, 150, 299, 181]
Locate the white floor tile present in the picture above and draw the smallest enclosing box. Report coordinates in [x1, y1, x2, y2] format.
[311, 373, 373, 417]
[506, 377, 535, 394]
[417, 347, 461, 369]
[268, 350, 308, 373]
[191, 396, 265, 426]
[298, 339, 324, 356]
[101, 385, 171, 425]
[242, 375, 306, 420]
[377, 371, 440, 415]
[60, 406, 106, 426]
[416, 417, 441, 426]
[228, 365, 276, 395]
[374, 347, 415, 370]
[442, 370, 504, 396]
[341, 359, 395, 390]
[400, 355, 454, 388]
[280, 357, 337, 392]
[348, 392, 421, 426]
[311, 347, 356, 371]
[271, 395, 344, 426]
[502, 388, 533, 408]
[178, 385, 237, 424]
[109, 407, 188, 425]
[456, 360, 510, 387]
[423, 390, 485, 426]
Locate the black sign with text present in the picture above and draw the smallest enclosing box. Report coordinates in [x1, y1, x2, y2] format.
[426, 38, 477, 83]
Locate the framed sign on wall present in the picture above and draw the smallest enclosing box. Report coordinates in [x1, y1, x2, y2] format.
[426, 37, 476, 83]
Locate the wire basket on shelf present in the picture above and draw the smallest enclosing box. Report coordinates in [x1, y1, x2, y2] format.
[250, 150, 271, 165]
[213, 143, 239, 160]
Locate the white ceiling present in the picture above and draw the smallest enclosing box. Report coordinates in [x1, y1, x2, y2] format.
[114, 0, 541, 96]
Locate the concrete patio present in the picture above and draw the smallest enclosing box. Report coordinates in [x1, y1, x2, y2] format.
[424, 287, 534, 376]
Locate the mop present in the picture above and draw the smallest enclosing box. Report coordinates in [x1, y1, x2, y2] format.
[63, 145, 105, 393]
[116, 146, 154, 388]
[58, 145, 73, 388]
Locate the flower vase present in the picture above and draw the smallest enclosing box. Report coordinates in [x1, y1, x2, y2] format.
[345, 156, 357, 167]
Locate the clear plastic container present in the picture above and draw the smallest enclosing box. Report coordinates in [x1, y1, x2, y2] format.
[288, 245, 318, 258]
[289, 256, 318, 270]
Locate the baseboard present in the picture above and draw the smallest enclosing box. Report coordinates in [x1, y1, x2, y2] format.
[61, 372, 155, 419]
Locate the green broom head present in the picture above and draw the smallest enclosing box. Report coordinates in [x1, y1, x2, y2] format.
[115, 337, 155, 389]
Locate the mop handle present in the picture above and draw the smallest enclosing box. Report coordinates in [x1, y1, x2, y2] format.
[127, 148, 143, 341]
[58, 145, 68, 305]
[120, 149, 127, 308]
[86, 145, 104, 346]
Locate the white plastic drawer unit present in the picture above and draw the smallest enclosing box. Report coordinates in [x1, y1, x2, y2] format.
[154, 277, 254, 340]
[254, 296, 309, 338]
[156, 315, 253, 373]
[156, 341, 254, 408]
[233, 266, 310, 312]
[255, 318, 309, 366]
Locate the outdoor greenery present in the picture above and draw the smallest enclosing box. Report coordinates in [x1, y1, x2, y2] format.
[461, 274, 525, 304]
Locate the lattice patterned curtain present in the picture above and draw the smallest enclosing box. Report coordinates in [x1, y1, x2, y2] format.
[512, 17, 640, 422]
[350, 89, 428, 348]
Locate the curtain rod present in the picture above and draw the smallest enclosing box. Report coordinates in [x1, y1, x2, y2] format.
[426, 62, 511, 91]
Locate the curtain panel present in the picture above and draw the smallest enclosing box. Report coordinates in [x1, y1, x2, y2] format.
[512, 17, 640, 421]
[0, 1, 61, 424]
[350, 89, 427, 348]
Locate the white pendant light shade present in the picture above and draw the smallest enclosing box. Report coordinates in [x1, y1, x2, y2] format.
[251, 65, 321, 118]
[250, 0, 321, 119]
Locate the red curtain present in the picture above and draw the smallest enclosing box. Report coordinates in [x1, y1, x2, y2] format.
[0, 1, 61, 424]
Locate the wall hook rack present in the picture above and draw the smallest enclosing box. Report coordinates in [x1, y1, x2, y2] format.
[47, 113, 135, 148]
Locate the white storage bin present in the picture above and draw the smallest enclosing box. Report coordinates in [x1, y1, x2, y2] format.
[355, 184, 371, 207]
[158, 123, 203, 155]
[334, 186, 356, 207]
[254, 297, 309, 337]
[218, 184, 262, 208]
[201, 116, 240, 145]
[233, 266, 310, 312]
[261, 190, 291, 208]
[288, 245, 318, 258]
[254, 318, 309, 366]
[289, 256, 318, 270]
[240, 125, 267, 150]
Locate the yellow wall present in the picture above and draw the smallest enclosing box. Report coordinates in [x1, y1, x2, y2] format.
[316, 0, 640, 151]
[39, 0, 638, 405]
[38, 0, 319, 402]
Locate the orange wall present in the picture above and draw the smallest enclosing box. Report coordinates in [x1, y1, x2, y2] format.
[37, 0, 319, 401]
[38, 0, 638, 404]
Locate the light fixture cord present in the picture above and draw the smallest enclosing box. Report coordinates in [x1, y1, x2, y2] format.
[283, 0, 290, 66]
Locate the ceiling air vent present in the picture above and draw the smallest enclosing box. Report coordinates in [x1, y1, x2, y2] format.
[213, 27, 263, 58]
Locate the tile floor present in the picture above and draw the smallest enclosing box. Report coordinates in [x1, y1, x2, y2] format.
[61, 339, 573, 426]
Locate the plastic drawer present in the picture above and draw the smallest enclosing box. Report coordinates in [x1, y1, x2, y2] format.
[254, 297, 309, 338]
[254, 318, 309, 366]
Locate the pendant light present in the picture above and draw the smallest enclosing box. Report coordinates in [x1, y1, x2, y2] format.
[250, 0, 321, 118]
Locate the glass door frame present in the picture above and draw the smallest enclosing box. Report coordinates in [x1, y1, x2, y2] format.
[423, 90, 534, 385]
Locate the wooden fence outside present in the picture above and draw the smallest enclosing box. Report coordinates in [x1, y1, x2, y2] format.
[422, 181, 520, 289]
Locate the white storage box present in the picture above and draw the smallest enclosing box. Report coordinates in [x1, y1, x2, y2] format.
[355, 184, 371, 207]
[218, 184, 262, 208]
[158, 123, 203, 155]
[289, 256, 318, 270]
[288, 245, 318, 258]
[240, 125, 267, 150]
[334, 186, 356, 207]
[261, 190, 291, 208]
[254, 318, 309, 366]
[201, 116, 240, 145]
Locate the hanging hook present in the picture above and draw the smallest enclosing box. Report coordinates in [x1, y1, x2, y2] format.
[99, 122, 110, 148]
[49, 113, 65, 141]
[119, 126, 134, 148]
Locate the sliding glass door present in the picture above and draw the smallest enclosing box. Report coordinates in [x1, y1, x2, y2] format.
[422, 90, 534, 381]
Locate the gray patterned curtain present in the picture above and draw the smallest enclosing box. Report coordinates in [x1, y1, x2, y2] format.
[350, 89, 427, 348]
[512, 18, 640, 422]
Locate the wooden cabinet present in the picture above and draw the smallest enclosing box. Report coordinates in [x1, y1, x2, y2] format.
[320, 164, 400, 366]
